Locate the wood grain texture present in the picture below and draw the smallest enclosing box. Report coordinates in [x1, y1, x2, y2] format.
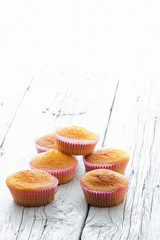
[0, 73, 118, 240]
[81, 80, 160, 240]
[1, 0, 160, 238]
[1, 77, 160, 240]
[0, 78, 33, 154]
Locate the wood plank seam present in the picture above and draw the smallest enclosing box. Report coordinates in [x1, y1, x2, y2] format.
[0, 78, 33, 153]
[39, 207, 48, 240]
[102, 81, 120, 147]
[79, 80, 120, 240]
[27, 209, 36, 240]
[125, 80, 157, 240]
[15, 207, 25, 240]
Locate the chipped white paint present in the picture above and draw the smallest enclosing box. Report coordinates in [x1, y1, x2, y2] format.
[1, 76, 160, 240]
[1, 0, 160, 238]
[0, 73, 117, 240]
[81, 80, 160, 240]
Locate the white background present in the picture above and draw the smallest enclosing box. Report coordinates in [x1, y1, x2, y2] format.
[0, 0, 160, 85]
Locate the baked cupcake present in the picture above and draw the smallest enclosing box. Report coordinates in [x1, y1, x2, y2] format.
[35, 133, 57, 153]
[54, 126, 99, 155]
[30, 149, 78, 184]
[83, 148, 130, 174]
[80, 169, 128, 207]
[6, 170, 58, 207]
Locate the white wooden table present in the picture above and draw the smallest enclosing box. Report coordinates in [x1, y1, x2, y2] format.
[1, 0, 160, 239]
[0, 75, 160, 240]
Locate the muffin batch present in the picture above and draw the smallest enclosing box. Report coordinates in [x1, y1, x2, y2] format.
[6, 126, 130, 207]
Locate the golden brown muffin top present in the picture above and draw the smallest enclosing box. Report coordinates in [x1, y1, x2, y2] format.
[85, 148, 130, 164]
[80, 169, 128, 192]
[56, 126, 98, 140]
[6, 170, 57, 191]
[31, 149, 76, 170]
[36, 133, 57, 149]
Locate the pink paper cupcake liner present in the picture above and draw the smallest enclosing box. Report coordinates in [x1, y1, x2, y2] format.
[54, 132, 99, 155]
[35, 142, 51, 153]
[83, 156, 129, 174]
[8, 178, 58, 207]
[29, 157, 78, 184]
[34, 137, 57, 153]
[80, 183, 129, 207]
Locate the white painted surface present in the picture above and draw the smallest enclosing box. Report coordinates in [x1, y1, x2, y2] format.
[0, 77, 160, 240]
[0, 0, 160, 239]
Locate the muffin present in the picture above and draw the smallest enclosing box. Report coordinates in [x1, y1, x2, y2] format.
[54, 126, 99, 155]
[35, 133, 57, 153]
[30, 149, 78, 184]
[6, 170, 58, 207]
[83, 148, 130, 174]
[80, 169, 129, 207]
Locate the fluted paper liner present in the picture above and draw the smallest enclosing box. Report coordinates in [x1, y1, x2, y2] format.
[8, 178, 58, 207]
[54, 132, 99, 155]
[34, 137, 57, 153]
[80, 183, 129, 207]
[83, 156, 129, 174]
[30, 157, 78, 184]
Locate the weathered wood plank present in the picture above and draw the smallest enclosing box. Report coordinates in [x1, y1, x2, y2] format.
[0, 72, 117, 240]
[81, 80, 160, 240]
[2, 77, 159, 240]
[0, 77, 33, 152]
